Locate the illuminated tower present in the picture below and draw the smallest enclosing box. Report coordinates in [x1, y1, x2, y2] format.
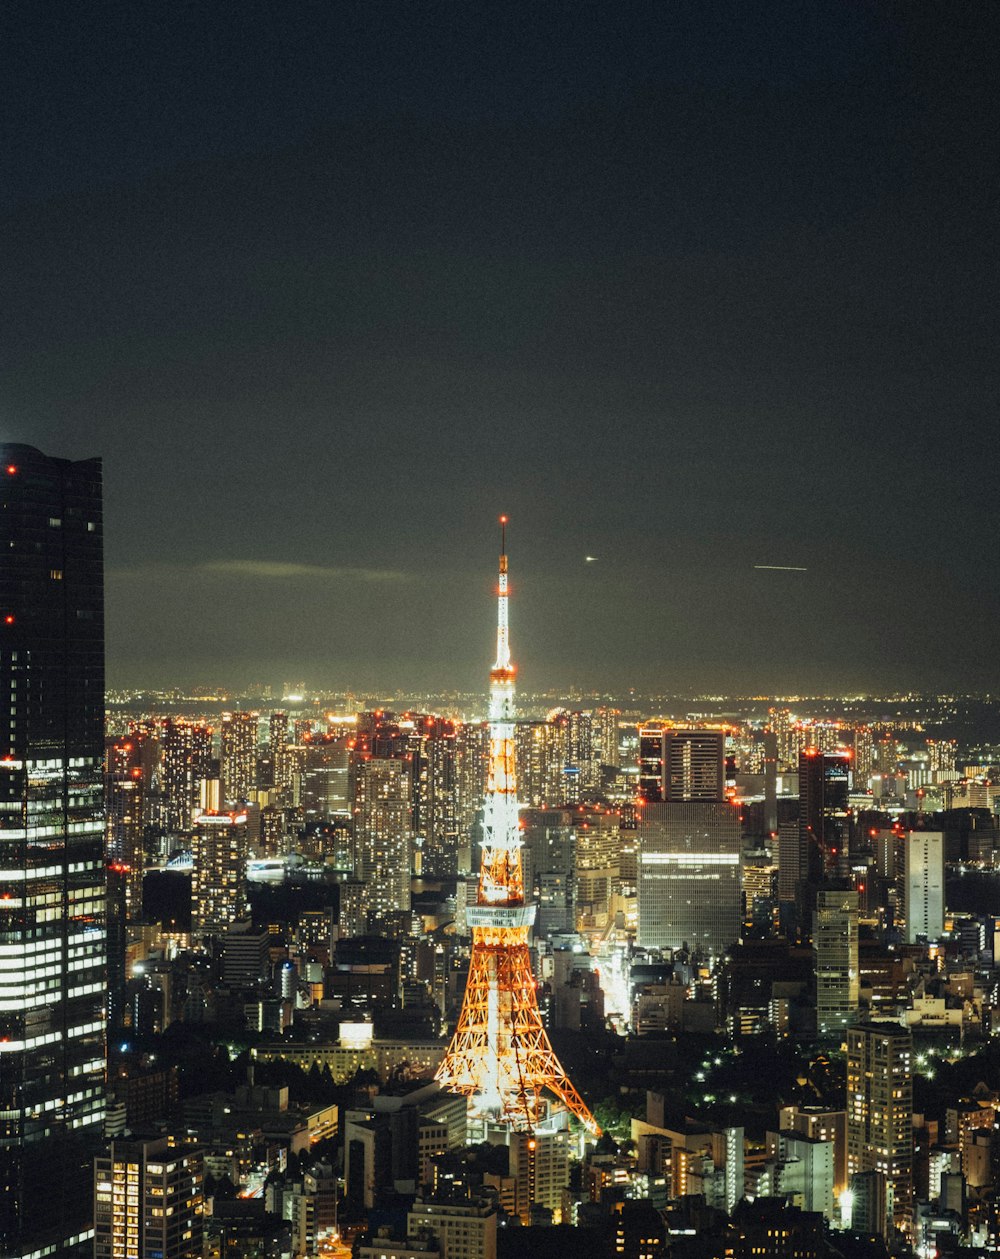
[436, 519, 598, 1134]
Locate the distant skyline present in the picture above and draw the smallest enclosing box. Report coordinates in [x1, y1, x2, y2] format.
[5, 5, 998, 693]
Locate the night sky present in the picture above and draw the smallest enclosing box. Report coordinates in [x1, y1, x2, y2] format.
[4, 3, 998, 695]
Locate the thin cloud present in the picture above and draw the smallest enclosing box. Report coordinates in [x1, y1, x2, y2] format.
[198, 559, 409, 582]
[107, 560, 409, 583]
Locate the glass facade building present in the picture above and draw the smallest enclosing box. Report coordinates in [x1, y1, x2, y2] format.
[0, 445, 106, 1257]
[637, 801, 742, 957]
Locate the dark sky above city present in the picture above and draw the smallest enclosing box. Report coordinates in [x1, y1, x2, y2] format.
[4, 2, 997, 696]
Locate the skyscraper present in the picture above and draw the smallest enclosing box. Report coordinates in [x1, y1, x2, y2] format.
[799, 749, 851, 881]
[159, 719, 213, 833]
[520, 808, 577, 937]
[593, 707, 621, 771]
[300, 734, 351, 822]
[636, 800, 742, 956]
[903, 829, 945, 944]
[847, 1023, 913, 1234]
[404, 715, 459, 877]
[637, 727, 741, 957]
[353, 756, 413, 929]
[638, 727, 726, 803]
[104, 734, 148, 919]
[0, 444, 107, 1256]
[814, 887, 859, 1038]
[269, 711, 292, 797]
[220, 710, 258, 805]
[663, 729, 727, 802]
[191, 811, 249, 938]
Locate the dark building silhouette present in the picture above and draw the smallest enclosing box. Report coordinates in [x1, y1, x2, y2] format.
[0, 444, 106, 1256]
[799, 749, 851, 881]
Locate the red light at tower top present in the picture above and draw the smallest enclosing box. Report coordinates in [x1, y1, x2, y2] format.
[5, 465, 17, 475]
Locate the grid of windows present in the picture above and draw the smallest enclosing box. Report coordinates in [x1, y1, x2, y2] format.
[637, 801, 742, 956]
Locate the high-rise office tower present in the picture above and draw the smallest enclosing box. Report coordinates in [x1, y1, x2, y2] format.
[94, 1139, 203, 1259]
[300, 734, 351, 822]
[521, 809, 577, 937]
[637, 728, 740, 956]
[353, 756, 413, 928]
[663, 729, 727, 801]
[814, 887, 859, 1038]
[159, 720, 213, 833]
[573, 804, 624, 924]
[799, 749, 852, 883]
[0, 444, 106, 1257]
[903, 829, 945, 943]
[220, 710, 258, 805]
[638, 723, 666, 801]
[636, 801, 742, 956]
[847, 1023, 913, 1234]
[638, 727, 726, 803]
[191, 811, 249, 937]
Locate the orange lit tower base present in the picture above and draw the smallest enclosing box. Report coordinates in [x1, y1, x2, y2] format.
[436, 519, 599, 1136]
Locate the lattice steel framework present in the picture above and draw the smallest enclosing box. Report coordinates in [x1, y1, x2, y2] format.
[436, 519, 599, 1134]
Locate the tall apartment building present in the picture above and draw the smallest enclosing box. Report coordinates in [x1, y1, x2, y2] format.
[847, 1023, 913, 1234]
[191, 811, 249, 937]
[105, 733, 149, 919]
[405, 716, 460, 877]
[593, 707, 621, 770]
[159, 720, 213, 833]
[220, 710, 258, 805]
[565, 710, 597, 792]
[269, 711, 292, 796]
[94, 1139, 203, 1259]
[0, 444, 107, 1257]
[353, 757, 413, 928]
[455, 721, 488, 847]
[515, 720, 568, 807]
[815, 887, 859, 1038]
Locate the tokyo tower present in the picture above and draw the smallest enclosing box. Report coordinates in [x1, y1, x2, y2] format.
[436, 518, 599, 1135]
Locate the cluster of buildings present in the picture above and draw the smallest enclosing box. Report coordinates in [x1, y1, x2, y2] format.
[6, 443, 1000, 1259]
